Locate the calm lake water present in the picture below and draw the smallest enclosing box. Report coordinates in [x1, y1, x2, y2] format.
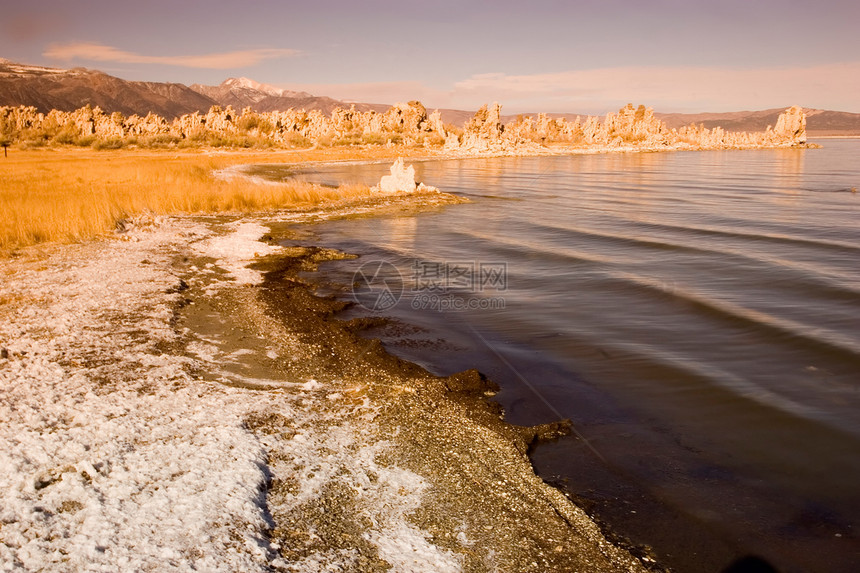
[260, 140, 860, 573]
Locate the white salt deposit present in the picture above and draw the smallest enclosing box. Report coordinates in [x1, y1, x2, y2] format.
[0, 216, 463, 572]
[192, 221, 282, 285]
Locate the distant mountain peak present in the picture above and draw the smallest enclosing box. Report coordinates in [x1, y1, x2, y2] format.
[221, 76, 285, 97]
[189, 77, 314, 107]
[220, 76, 312, 100]
[0, 59, 67, 77]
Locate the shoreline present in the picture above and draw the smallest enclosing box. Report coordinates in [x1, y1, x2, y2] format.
[250, 224, 656, 571]
[261, 223, 673, 568]
[0, 189, 654, 571]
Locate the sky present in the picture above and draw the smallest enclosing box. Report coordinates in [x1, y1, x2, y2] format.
[2, 0, 859, 114]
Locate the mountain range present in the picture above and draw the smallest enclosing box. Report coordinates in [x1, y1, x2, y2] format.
[188, 76, 390, 116]
[2, 58, 858, 134]
[0, 59, 390, 119]
[0, 59, 213, 119]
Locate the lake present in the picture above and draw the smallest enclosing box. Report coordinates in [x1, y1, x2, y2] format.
[260, 140, 860, 573]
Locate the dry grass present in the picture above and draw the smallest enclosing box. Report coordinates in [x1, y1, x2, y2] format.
[0, 146, 429, 254]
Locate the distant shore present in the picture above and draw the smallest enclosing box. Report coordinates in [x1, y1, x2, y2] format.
[808, 134, 860, 138]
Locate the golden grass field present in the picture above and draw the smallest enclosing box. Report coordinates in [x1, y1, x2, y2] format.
[0, 146, 431, 255]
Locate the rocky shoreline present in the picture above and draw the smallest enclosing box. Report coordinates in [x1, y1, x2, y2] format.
[0, 186, 656, 571]
[247, 230, 655, 572]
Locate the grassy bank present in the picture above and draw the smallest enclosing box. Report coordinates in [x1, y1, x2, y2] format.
[0, 146, 428, 255]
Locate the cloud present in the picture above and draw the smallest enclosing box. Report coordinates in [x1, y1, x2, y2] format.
[44, 42, 298, 69]
[283, 63, 860, 114]
[453, 64, 860, 113]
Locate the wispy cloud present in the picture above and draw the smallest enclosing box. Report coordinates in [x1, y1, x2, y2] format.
[44, 42, 298, 69]
[283, 63, 860, 114]
[453, 64, 860, 112]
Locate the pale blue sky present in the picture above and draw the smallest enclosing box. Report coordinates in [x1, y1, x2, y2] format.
[2, 0, 858, 113]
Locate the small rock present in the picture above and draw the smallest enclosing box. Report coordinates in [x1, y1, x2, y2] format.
[166, 279, 189, 294]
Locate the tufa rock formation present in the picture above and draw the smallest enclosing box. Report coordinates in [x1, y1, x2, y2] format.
[0, 101, 810, 152]
[773, 105, 807, 144]
[462, 102, 504, 150]
[374, 158, 438, 194]
[486, 102, 810, 151]
[377, 158, 418, 193]
[0, 100, 447, 147]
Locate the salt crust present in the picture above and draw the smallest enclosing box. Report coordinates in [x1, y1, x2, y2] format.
[0, 216, 462, 572]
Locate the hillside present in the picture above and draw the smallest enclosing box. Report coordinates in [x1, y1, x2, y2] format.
[656, 108, 860, 137]
[0, 60, 216, 118]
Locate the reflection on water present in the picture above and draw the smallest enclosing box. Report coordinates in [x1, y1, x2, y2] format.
[264, 141, 860, 573]
[381, 216, 417, 254]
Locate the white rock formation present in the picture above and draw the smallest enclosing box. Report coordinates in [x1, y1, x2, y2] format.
[375, 158, 437, 194]
[774, 105, 807, 144]
[377, 158, 417, 193]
